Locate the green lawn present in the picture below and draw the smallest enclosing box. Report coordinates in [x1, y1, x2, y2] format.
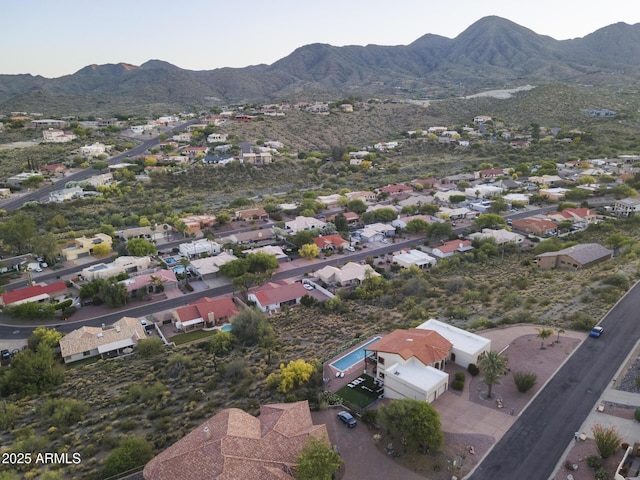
[335, 374, 383, 408]
[170, 329, 217, 345]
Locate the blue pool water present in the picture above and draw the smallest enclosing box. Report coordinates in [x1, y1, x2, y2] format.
[330, 337, 381, 372]
[221, 324, 233, 332]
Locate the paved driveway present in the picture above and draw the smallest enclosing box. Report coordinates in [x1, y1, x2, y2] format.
[312, 408, 426, 480]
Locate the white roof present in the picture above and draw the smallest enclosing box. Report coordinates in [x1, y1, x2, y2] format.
[179, 318, 204, 328]
[393, 249, 436, 266]
[417, 319, 490, 355]
[97, 338, 134, 354]
[387, 361, 448, 393]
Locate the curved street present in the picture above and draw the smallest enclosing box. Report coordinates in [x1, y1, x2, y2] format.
[468, 281, 640, 480]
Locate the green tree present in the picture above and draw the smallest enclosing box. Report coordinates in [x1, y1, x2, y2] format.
[347, 199, 368, 214]
[3, 348, 64, 396]
[92, 242, 111, 256]
[136, 338, 165, 358]
[38, 398, 89, 431]
[22, 175, 45, 189]
[101, 281, 129, 308]
[208, 331, 234, 356]
[220, 258, 249, 278]
[232, 307, 275, 347]
[245, 251, 279, 273]
[0, 211, 37, 254]
[380, 399, 444, 454]
[296, 436, 342, 480]
[299, 243, 320, 260]
[32, 233, 58, 264]
[449, 194, 467, 204]
[276, 359, 316, 393]
[474, 214, 507, 231]
[333, 213, 348, 233]
[292, 230, 315, 248]
[405, 218, 429, 233]
[426, 222, 453, 239]
[489, 197, 509, 213]
[27, 327, 63, 352]
[126, 237, 157, 256]
[0, 401, 20, 430]
[537, 328, 553, 349]
[102, 437, 154, 478]
[477, 350, 508, 399]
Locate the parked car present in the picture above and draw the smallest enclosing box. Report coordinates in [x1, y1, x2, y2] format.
[589, 326, 604, 338]
[303, 284, 315, 291]
[1, 350, 11, 366]
[337, 411, 357, 428]
[346, 246, 355, 252]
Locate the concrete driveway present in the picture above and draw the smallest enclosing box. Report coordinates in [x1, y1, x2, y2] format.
[312, 408, 426, 480]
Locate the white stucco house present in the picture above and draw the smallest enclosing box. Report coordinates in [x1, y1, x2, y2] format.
[393, 249, 437, 269]
[416, 319, 492, 368]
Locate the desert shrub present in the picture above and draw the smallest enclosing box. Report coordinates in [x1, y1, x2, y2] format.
[468, 317, 495, 330]
[594, 467, 608, 480]
[454, 372, 465, 382]
[513, 371, 537, 393]
[136, 337, 165, 358]
[587, 455, 602, 469]
[467, 364, 479, 376]
[569, 312, 595, 331]
[38, 398, 90, 431]
[592, 423, 622, 459]
[360, 409, 378, 427]
[102, 437, 154, 478]
[451, 380, 464, 391]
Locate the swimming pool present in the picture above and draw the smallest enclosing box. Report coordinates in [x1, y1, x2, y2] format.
[330, 337, 381, 372]
[221, 324, 233, 332]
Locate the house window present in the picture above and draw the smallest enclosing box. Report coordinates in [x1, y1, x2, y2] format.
[83, 351, 91, 357]
[378, 356, 385, 365]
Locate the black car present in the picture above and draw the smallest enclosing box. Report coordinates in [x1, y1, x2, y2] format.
[337, 411, 357, 428]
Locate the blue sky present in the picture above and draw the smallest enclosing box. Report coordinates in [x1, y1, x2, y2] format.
[4, 0, 640, 78]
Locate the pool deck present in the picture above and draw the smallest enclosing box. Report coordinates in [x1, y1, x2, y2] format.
[323, 336, 381, 392]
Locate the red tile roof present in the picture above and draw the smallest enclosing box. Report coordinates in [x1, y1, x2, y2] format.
[175, 296, 238, 323]
[143, 401, 328, 480]
[1, 282, 67, 306]
[369, 329, 452, 366]
[312, 234, 348, 249]
[437, 239, 472, 254]
[251, 281, 308, 307]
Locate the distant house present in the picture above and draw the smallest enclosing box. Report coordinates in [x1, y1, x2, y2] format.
[245, 245, 288, 262]
[59, 317, 147, 364]
[0, 254, 35, 274]
[316, 194, 345, 208]
[0, 281, 68, 308]
[247, 280, 310, 312]
[393, 249, 437, 269]
[178, 239, 221, 258]
[61, 233, 113, 261]
[143, 401, 328, 480]
[538, 188, 570, 201]
[179, 215, 217, 234]
[379, 184, 413, 196]
[431, 240, 473, 259]
[511, 217, 557, 237]
[41, 163, 67, 176]
[535, 243, 612, 270]
[173, 296, 238, 331]
[235, 208, 268, 221]
[369, 329, 452, 402]
[284, 216, 326, 234]
[392, 215, 433, 230]
[117, 224, 171, 242]
[189, 252, 238, 280]
[81, 256, 152, 281]
[345, 191, 376, 203]
[312, 234, 349, 251]
[120, 269, 177, 295]
[613, 197, 640, 217]
[49, 185, 83, 203]
[468, 228, 525, 245]
[314, 262, 379, 287]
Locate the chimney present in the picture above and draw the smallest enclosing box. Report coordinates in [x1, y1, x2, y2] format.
[115, 326, 121, 333]
[203, 426, 211, 441]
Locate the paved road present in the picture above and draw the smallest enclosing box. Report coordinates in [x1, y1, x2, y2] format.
[469, 281, 640, 480]
[0, 237, 420, 338]
[0, 120, 198, 211]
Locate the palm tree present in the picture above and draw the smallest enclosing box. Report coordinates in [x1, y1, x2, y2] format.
[478, 350, 509, 399]
[555, 328, 565, 343]
[537, 328, 553, 349]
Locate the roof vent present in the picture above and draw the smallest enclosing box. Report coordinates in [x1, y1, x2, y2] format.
[203, 426, 211, 441]
[97, 333, 103, 338]
[115, 326, 121, 333]
[407, 338, 413, 342]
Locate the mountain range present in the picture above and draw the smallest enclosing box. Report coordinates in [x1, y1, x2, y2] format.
[2, 16, 640, 114]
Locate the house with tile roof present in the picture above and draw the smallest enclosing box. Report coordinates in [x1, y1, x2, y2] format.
[59, 316, 147, 364]
[511, 217, 558, 237]
[247, 280, 310, 312]
[535, 243, 612, 270]
[379, 183, 413, 196]
[314, 262, 379, 287]
[368, 329, 452, 402]
[235, 208, 268, 221]
[173, 296, 238, 331]
[189, 252, 238, 280]
[120, 269, 178, 295]
[417, 319, 492, 369]
[0, 281, 68, 307]
[431, 240, 473, 259]
[284, 216, 326, 234]
[143, 401, 328, 480]
[312, 234, 349, 251]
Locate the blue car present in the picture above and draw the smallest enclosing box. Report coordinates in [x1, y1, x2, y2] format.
[337, 411, 357, 428]
[589, 326, 604, 338]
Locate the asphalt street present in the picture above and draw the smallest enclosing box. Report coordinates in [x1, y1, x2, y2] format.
[469, 280, 640, 480]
